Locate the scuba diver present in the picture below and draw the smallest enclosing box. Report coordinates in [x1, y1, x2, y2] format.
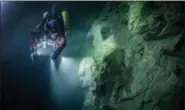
[30, 5, 69, 61]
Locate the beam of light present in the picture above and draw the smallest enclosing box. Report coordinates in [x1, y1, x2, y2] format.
[49, 58, 61, 98]
[1, 1, 11, 12]
[1, 1, 15, 23]
[1, 1, 15, 16]
[50, 59, 56, 74]
[49, 52, 83, 109]
[49, 56, 81, 105]
[36, 50, 41, 56]
[58, 56, 80, 86]
[49, 58, 61, 104]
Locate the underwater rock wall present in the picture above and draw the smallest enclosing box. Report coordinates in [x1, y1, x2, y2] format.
[79, 2, 184, 110]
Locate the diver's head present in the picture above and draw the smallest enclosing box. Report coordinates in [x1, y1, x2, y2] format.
[43, 11, 49, 19]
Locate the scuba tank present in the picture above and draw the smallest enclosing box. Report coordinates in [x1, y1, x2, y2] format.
[61, 10, 69, 35]
[61, 10, 68, 24]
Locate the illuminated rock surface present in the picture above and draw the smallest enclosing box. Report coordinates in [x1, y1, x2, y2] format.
[79, 2, 184, 110]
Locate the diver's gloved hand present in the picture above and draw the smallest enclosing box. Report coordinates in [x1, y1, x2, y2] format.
[51, 52, 59, 60]
[33, 23, 42, 32]
[30, 51, 39, 62]
[34, 26, 40, 32]
[30, 52, 36, 62]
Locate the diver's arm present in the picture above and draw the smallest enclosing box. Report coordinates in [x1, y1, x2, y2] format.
[34, 18, 46, 31]
[30, 30, 38, 44]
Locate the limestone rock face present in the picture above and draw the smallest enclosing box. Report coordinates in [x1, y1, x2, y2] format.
[79, 2, 184, 110]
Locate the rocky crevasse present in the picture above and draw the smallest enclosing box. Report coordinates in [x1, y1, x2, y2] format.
[79, 2, 184, 110]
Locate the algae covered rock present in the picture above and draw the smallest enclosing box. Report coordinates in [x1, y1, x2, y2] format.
[79, 1, 184, 110]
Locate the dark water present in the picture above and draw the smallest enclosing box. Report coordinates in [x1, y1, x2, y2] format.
[1, 1, 106, 110]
